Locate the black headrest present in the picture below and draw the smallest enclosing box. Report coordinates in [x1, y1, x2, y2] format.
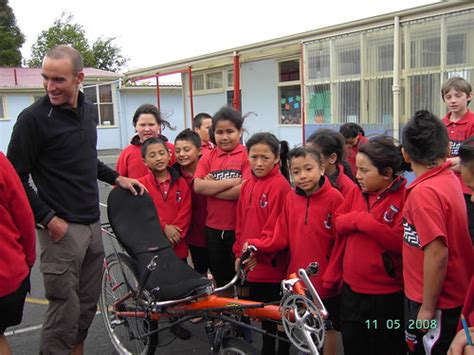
[107, 187, 171, 256]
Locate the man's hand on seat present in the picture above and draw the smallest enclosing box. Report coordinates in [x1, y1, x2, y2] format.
[115, 176, 147, 195]
[164, 225, 182, 246]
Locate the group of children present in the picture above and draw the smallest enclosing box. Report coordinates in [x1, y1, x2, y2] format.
[115, 76, 474, 355]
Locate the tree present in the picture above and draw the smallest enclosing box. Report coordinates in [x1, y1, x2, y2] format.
[0, 0, 25, 66]
[92, 37, 127, 72]
[28, 12, 128, 72]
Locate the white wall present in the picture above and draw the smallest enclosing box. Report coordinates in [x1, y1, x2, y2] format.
[241, 59, 302, 148]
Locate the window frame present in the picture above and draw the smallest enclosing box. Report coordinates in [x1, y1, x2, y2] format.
[0, 96, 6, 119]
[82, 83, 117, 128]
[277, 58, 302, 126]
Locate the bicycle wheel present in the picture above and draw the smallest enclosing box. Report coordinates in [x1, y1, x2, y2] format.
[99, 253, 157, 355]
[220, 337, 259, 355]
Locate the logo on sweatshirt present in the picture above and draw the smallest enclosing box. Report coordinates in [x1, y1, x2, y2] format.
[383, 204, 400, 223]
[259, 193, 268, 208]
[403, 219, 421, 248]
[176, 190, 183, 203]
[324, 213, 333, 230]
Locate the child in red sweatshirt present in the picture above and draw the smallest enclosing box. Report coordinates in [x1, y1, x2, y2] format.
[247, 146, 344, 355]
[306, 128, 357, 197]
[328, 136, 407, 355]
[402, 110, 473, 355]
[233, 132, 291, 355]
[0, 152, 36, 353]
[441, 76, 474, 244]
[174, 129, 209, 275]
[138, 137, 191, 261]
[339, 122, 369, 177]
[116, 104, 176, 179]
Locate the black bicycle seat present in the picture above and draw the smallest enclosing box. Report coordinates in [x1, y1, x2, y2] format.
[107, 187, 213, 301]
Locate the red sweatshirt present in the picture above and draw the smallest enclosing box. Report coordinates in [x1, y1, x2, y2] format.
[248, 177, 344, 299]
[138, 168, 191, 259]
[0, 152, 36, 296]
[327, 163, 357, 198]
[233, 165, 291, 283]
[326, 176, 406, 295]
[175, 164, 208, 248]
[403, 162, 473, 309]
[116, 135, 176, 179]
[442, 110, 474, 195]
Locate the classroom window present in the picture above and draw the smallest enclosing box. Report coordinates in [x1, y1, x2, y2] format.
[279, 85, 302, 125]
[447, 34, 466, 66]
[192, 74, 204, 91]
[338, 49, 360, 76]
[278, 59, 301, 125]
[206, 72, 223, 89]
[336, 81, 360, 123]
[227, 69, 234, 88]
[307, 42, 330, 80]
[410, 74, 440, 115]
[83, 84, 115, 126]
[279, 60, 300, 82]
[0, 96, 4, 119]
[421, 37, 440, 67]
[306, 84, 331, 124]
[378, 44, 393, 72]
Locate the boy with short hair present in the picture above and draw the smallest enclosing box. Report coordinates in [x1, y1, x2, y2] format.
[402, 110, 473, 355]
[138, 137, 193, 340]
[441, 76, 474, 243]
[193, 113, 214, 155]
[174, 129, 209, 275]
[339, 122, 369, 177]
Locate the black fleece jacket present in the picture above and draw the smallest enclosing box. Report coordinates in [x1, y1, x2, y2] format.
[7, 92, 119, 224]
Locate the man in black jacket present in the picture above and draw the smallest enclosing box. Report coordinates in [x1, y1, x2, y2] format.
[7, 45, 144, 355]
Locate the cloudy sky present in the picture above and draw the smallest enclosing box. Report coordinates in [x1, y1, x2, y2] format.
[9, 0, 438, 72]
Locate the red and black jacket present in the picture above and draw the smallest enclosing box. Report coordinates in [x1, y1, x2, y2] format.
[248, 176, 344, 299]
[325, 176, 406, 295]
[139, 167, 191, 259]
[234, 165, 291, 283]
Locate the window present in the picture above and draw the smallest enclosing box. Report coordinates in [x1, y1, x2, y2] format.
[227, 69, 234, 88]
[307, 42, 330, 80]
[338, 49, 360, 76]
[279, 60, 300, 82]
[421, 37, 440, 67]
[192, 74, 204, 91]
[0, 96, 4, 119]
[83, 84, 115, 126]
[192, 71, 224, 91]
[206, 72, 223, 89]
[337, 81, 360, 123]
[447, 34, 466, 66]
[378, 44, 393, 72]
[278, 60, 301, 125]
[410, 74, 440, 115]
[307, 84, 331, 124]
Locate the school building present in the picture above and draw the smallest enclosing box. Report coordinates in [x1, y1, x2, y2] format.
[0, 68, 183, 152]
[1, 2, 473, 153]
[126, 1, 474, 147]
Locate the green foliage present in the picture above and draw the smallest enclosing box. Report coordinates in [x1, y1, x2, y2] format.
[28, 12, 128, 72]
[0, 0, 25, 66]
[92, 37, 128, 72]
